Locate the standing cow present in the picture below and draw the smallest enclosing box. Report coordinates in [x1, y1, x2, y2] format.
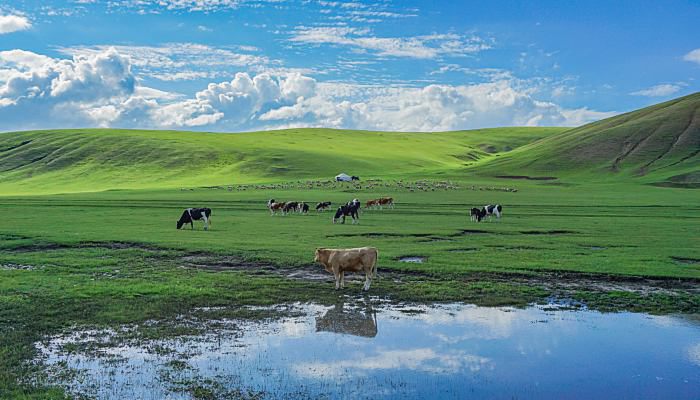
[314, 247, 378, 291]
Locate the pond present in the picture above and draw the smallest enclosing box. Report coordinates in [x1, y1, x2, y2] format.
[34, 301, 700, 399]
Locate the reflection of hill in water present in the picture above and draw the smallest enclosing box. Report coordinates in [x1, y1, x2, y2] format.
[316, 301, 378, 338]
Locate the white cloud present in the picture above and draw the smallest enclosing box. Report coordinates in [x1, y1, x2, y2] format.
[683, 48, 700, 65]
[630, 84, 681, 97]
[58, 43, 270, 81]
[0, 48, 613, 132]
[261, 80, 612, 131]
[294, 348, 492, 380]
[0, 14, 31, 34]
[110, 0, 285, 13]
[289, 27, 491, 59]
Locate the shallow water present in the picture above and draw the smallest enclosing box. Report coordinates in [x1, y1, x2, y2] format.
[36, 301, 700, 399]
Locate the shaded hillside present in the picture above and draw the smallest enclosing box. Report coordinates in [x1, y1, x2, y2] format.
[477, 92, 700, 185]
[0, 127, 562, 194]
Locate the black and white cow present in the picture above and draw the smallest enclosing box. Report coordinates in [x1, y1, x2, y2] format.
[470, 207, 482, 222]
[482, 204, 503, 220]
[333, 199, 361, 224]
[316, 201, 332, 212]
[177, 208, 212, 230]
[300, 202, 310, 214]
[283, 201, 299, 215]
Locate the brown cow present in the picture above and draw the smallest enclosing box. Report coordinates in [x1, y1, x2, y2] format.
[314, 247, 378, 291]
[365, 199, 379, 209]
[378, 197, 394, 209]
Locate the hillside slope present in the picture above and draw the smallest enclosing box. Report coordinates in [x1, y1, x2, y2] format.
[0, 127, 562, 194]
[476, 92, 700, 185]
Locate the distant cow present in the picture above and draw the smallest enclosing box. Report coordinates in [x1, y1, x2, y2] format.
[365, 199, 379, 209]
[483, 204, 503, 220]
[314, 247, 378, 291]
[283, 201, 299, 215]
[316, 201, 332, 212]
[470, 207, 482, 222]
[299, 202, 310, 214]
[378, 197, 394, 209]
[177, 208, 212, 230]
[471, 204, 502, 222]
[268, 199, 285, 215]
[333, 199, 361, 224]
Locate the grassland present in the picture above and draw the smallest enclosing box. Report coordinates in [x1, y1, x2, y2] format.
[1, 95, 699, 398]
[0, 127, 564, 195]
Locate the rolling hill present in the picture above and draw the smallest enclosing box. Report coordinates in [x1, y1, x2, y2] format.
[0, 92, 698, 194]
[0, 127, 563, 194]
[474, 92, 700, 186]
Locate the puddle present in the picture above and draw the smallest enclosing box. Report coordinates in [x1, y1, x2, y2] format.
[34, 302, 700, 400]
[398, 256, 427, 263]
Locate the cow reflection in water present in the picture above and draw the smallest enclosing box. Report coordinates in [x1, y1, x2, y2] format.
[315, 301, 378, 338]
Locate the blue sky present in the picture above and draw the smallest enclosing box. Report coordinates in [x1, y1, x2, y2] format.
[0, 0, 698, 132]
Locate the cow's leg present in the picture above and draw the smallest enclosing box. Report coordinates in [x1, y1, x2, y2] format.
[340, 271, 345, 289]
[363, 271, 371, 291]
[334, 269, 341, 290]
[202, 216, 209, 231]
[190, 221, 194, 230]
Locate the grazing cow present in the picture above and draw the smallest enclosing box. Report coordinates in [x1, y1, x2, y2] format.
[483, 204, 503, 220]
[314, 247, 378, 291]
[268, 199, 285, 215]
[316, 201, 332, 212]
[470, 207, 482, 222]
[176, 208, 212, 230]
[365, 199, 379, 209]
[299, 202, 310, 214]
[378, 197, 394, 209]
[333, 199, 361, 224]
[283, 201, 299, 215]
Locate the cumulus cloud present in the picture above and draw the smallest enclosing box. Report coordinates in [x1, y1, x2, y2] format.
[58, 43, 269, 82]
[0, 14, 31, 34]
[630, 84, 681, 97]
[683, 48, 700, 65]
[261, 80, 614, 131]
[0, 48, 612, 132]
[289, 26, 491, 59]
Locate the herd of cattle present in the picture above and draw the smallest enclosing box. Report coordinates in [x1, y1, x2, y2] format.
[176, 196, 503, 291]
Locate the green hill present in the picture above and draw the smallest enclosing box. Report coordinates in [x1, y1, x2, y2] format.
[474, 92, 700, 186]
[0, 127, 562, 194]
[1, 93, 698, 194]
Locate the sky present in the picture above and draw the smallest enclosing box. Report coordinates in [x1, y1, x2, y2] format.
[0, 0, 698, 132]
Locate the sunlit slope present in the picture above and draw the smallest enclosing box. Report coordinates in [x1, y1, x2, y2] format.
[0, 127, 563, 194]
[475, 92, 700, 185]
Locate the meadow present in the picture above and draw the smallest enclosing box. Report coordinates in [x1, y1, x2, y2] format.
[1, 94, 699, 397]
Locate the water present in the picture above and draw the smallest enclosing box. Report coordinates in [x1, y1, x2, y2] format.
[35, 301, 700, 399]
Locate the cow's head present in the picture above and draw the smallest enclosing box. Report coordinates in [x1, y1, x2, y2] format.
[314, 248, 329, 265]
[176, 219, 185, 229]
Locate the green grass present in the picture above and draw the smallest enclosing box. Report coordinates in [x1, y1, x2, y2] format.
[0, 126, 564, 195]
[474, 92, 700, 184]
[1, 94, 699, 397]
